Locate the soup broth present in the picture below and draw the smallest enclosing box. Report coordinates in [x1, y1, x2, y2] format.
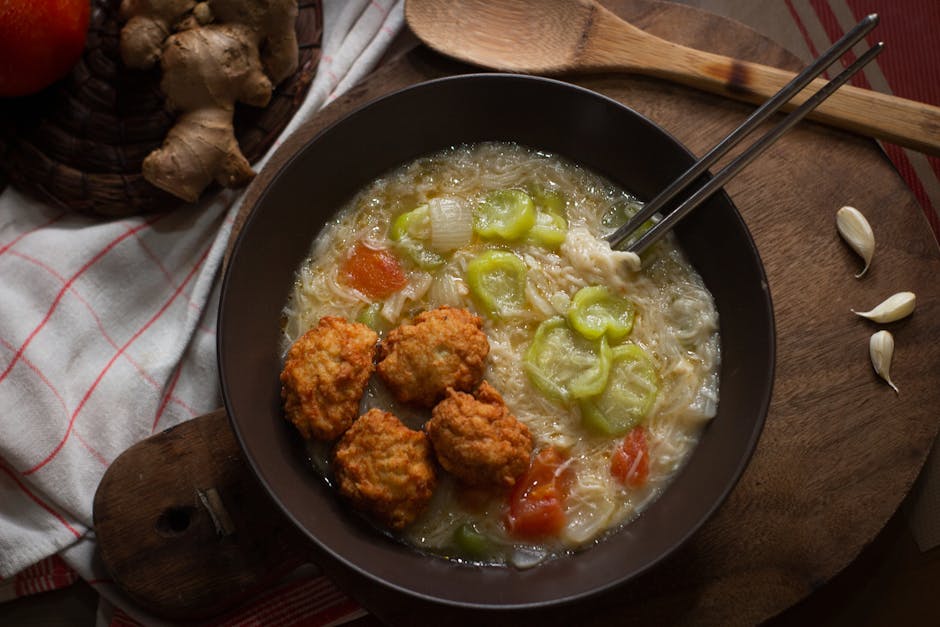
[283, 142, 719, 566]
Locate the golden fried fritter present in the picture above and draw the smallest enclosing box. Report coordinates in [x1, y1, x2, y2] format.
[280, 317, 377, 441]
[426, 381, 532, 488]
[377, 306, 489, 407]
[333, 408, 437, 529]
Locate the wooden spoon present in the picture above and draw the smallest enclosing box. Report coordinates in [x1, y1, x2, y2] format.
[405, 0, 940, 156]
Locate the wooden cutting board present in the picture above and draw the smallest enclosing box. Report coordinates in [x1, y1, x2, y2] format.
[93, 0, 940, 624]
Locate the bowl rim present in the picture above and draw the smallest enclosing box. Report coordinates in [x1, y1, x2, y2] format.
[219, 72, 776, 611]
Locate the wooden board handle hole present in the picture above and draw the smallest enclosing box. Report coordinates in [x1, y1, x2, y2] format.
[155, 506, 197, 537]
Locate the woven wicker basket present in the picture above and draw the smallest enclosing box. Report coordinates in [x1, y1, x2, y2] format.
[0, 0, 322, 216]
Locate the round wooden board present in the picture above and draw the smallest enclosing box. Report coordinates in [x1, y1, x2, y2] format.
[228, 1, 940, 624]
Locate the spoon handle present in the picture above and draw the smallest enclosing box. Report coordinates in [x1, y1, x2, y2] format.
[582, 4, 940, 156]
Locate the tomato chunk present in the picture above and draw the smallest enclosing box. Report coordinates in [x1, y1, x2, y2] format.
[507, 448, 570, 539]
[610, 426, 650, 488]
[339, 242, 408, 299]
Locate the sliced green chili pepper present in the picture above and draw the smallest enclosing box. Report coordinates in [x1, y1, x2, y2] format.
[579, 343, 658, 436]
[474, 189, 536, 241]
[390, 204, 445, 269]
[399, 242, 446, 269]
[355, 302, 391, 334]
[524, 317, 611, 403]
[529, 186, 567, 214]
[527, 210, 568, 248]
[567, 285, 636, 342]
[390, 204, 430, 240]
[453, 522, 491, 560]
[466, 250, 527, 318]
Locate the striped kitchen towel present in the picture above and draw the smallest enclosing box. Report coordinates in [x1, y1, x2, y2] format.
[0, 555, 78, 603]
[102, 570, 367, 627]
[0, 0, 402, 624]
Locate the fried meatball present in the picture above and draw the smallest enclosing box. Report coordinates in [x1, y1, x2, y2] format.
[333, 408, 437, 529]
[426, 381, 532, 488]
[280, 317, 377, 441]
[377, 306, 489, 407]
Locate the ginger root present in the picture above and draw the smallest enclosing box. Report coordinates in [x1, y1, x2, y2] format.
[119, 1, 299, 203]
[210, 0, 298, 85]
[119, 0, 196, 70]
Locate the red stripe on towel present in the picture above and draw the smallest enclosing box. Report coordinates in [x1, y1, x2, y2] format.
[0, 462, 81, 538]
[0, 216, 164, 387]
[22, 240, 213, 475]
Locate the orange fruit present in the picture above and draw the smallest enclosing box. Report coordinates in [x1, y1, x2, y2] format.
[0, 0, 91, 97]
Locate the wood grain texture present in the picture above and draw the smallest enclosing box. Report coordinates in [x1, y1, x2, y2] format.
[93, 409, 309, 619]
[97, 0, 940, 624]
[404, 0, 940, 155]
[582, 3, 940, 156]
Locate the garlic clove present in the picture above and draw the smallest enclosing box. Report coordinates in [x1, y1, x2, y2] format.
[869, 330, 898, 394]
[836, 206, 874, 278]
[852, 291, 916, 323]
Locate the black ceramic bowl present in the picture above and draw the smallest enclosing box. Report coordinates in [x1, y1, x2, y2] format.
[219, 74, 775, 611]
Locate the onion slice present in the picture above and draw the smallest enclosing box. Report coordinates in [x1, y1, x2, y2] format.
[429, 196, 472, 252]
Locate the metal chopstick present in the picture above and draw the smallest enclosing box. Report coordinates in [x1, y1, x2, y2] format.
[624, 42, 883, 255]
[606, 14, 882, 254]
